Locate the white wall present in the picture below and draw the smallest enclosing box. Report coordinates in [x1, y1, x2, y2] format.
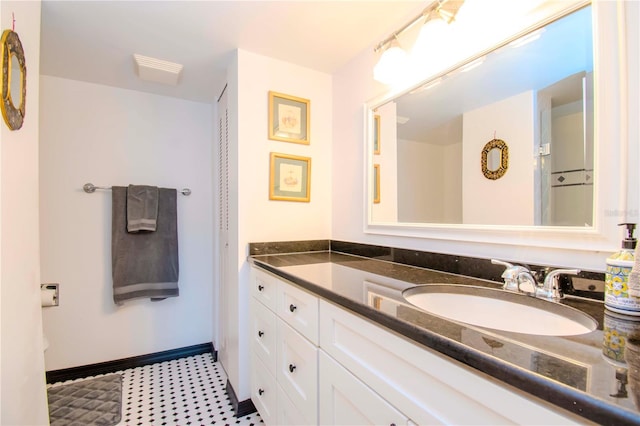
[397, 139, 443, 223]
[332, 1, 636, 272]
[396, 116, 463, 224]
[443, 141, 463, 223]
[462, 91, 535, 225]
[0, 1, 50, 424]
[39, 76, 214, 370]
[221, 49, 332, 401]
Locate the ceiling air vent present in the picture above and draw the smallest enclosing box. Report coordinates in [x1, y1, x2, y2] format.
[133, 54, 183, 86]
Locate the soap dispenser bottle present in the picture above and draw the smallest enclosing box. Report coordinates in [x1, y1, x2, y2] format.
[605, 223, 640, 315]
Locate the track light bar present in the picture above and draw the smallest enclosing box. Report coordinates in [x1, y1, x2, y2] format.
[374, 0, 464, 53]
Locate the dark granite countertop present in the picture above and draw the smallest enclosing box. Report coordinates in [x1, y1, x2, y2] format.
[249, 251, 640, 425]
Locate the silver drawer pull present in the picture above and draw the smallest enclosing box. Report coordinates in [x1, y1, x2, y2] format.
[258, 330, 264, 338]
[289, 304, 297, 312]
[288, 363, 296, 373]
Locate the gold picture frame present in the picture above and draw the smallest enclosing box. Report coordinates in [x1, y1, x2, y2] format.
[373, 114, 381, 154]
[269, 152, 311, 202]
[373, 164, 380, 204]
[268, 91, 310, 144]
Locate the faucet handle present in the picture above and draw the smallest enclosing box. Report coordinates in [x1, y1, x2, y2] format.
[491, 259, 514, 269]
[541, 268, 580, 300]
[492, 259, 523, 291]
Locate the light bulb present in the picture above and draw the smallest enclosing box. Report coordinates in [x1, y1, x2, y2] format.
[373, 42, 408, 85]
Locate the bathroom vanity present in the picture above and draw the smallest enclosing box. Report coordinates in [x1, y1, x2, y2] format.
[248, 246, 640, 425]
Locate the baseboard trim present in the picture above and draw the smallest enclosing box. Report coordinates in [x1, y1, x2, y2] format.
[46, 342, 216, 384]
[226, 379, 256, 417]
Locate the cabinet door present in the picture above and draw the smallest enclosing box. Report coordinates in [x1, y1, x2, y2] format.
[277, 383, 312, 426]
[252, 267, 278, 311]
[251, 355, 276, 426]
[319, 351, 410, 426]
[251, 298, 277, 374]
[277, 320, 318, 425]
[277, 280, 319, 344]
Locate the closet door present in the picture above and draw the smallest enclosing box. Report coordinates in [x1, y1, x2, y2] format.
[217, 86, 231, 369]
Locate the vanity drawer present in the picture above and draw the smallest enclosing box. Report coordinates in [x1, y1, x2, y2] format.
[251, 298, 277, 374]
[277, 280, 319, 344]
[252, 268, 278, 311]
[251, 355, 276, 426]
[277, 320, 318, 425]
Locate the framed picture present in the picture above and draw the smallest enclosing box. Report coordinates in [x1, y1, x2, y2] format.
[373, 114, 381, 154]
[373, 164, 380, 204]
[269, 152, 311, 202]
[268, 91, 310, 144]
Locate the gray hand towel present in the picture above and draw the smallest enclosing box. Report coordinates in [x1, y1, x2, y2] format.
[127, 185, 159, 233]
[112, 186, 179, 304]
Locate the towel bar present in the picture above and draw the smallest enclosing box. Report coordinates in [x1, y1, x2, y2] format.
[83, 183, 191, 196]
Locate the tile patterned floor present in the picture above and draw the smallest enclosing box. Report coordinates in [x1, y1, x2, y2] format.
[48, 353, 263, 426]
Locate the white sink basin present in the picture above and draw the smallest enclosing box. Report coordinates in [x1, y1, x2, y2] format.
[402, 284, 597, 336]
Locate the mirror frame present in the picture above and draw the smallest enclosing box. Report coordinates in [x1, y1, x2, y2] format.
[1, 29, 26, 130]
[481, 139, 508, 180]
[365, 0, 629, 254]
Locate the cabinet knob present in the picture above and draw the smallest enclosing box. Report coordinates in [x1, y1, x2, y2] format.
[288, 363, 296, 373]
[258, 388, 264, 396]
[289, 304, 297, 312]
[258, 330, 264, 338]
[258, 284, 264, 292]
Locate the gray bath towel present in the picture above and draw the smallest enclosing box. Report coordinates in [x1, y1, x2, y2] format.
[127, 185, 159, 233]
[112, 186, 179, 304]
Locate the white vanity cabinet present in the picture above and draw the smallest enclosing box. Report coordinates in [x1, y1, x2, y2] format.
[250, 266, 584, 426]
[250, 268, 319, 425]
[319, 299, 584, 425]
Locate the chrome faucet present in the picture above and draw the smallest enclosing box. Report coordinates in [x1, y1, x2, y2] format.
[491, 259, 580, 301]
[536, 268, 580, 300]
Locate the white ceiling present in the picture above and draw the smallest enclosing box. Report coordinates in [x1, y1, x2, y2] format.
[39, 0, 424, 104]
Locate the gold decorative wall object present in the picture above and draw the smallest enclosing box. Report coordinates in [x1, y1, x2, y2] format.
[481, 138, 508, 180]
[1, 29, 26, 130]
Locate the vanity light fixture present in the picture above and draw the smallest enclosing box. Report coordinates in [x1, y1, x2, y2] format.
[133, 53, 183, 86]
[508, 28, 545, 48]
[373, 0, 465, 85]
[413, 10, 450, 55]
[460, 56, 485, 72]
[373, 37, 409, 85]
[409, 77, 443, 94]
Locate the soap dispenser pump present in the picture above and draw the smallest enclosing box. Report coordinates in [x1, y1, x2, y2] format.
[605, 223, 640, 315]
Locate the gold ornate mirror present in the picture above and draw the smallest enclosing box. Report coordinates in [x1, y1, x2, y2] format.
[481, 138, 508, 180]
[1, 29, 26, 130]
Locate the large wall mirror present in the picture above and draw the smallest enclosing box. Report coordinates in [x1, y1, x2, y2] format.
[366, 1, 628, 252]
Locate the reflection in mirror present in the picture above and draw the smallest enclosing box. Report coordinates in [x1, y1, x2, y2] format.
[481, 139, 508, 180]
[9, 53, 21, 107]
[487, 148, 501, 171]
[370, 5, 593, 227]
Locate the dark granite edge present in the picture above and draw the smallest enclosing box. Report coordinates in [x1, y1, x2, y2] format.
[249, 239, 330, 256]
[250, 258, 639, 426]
